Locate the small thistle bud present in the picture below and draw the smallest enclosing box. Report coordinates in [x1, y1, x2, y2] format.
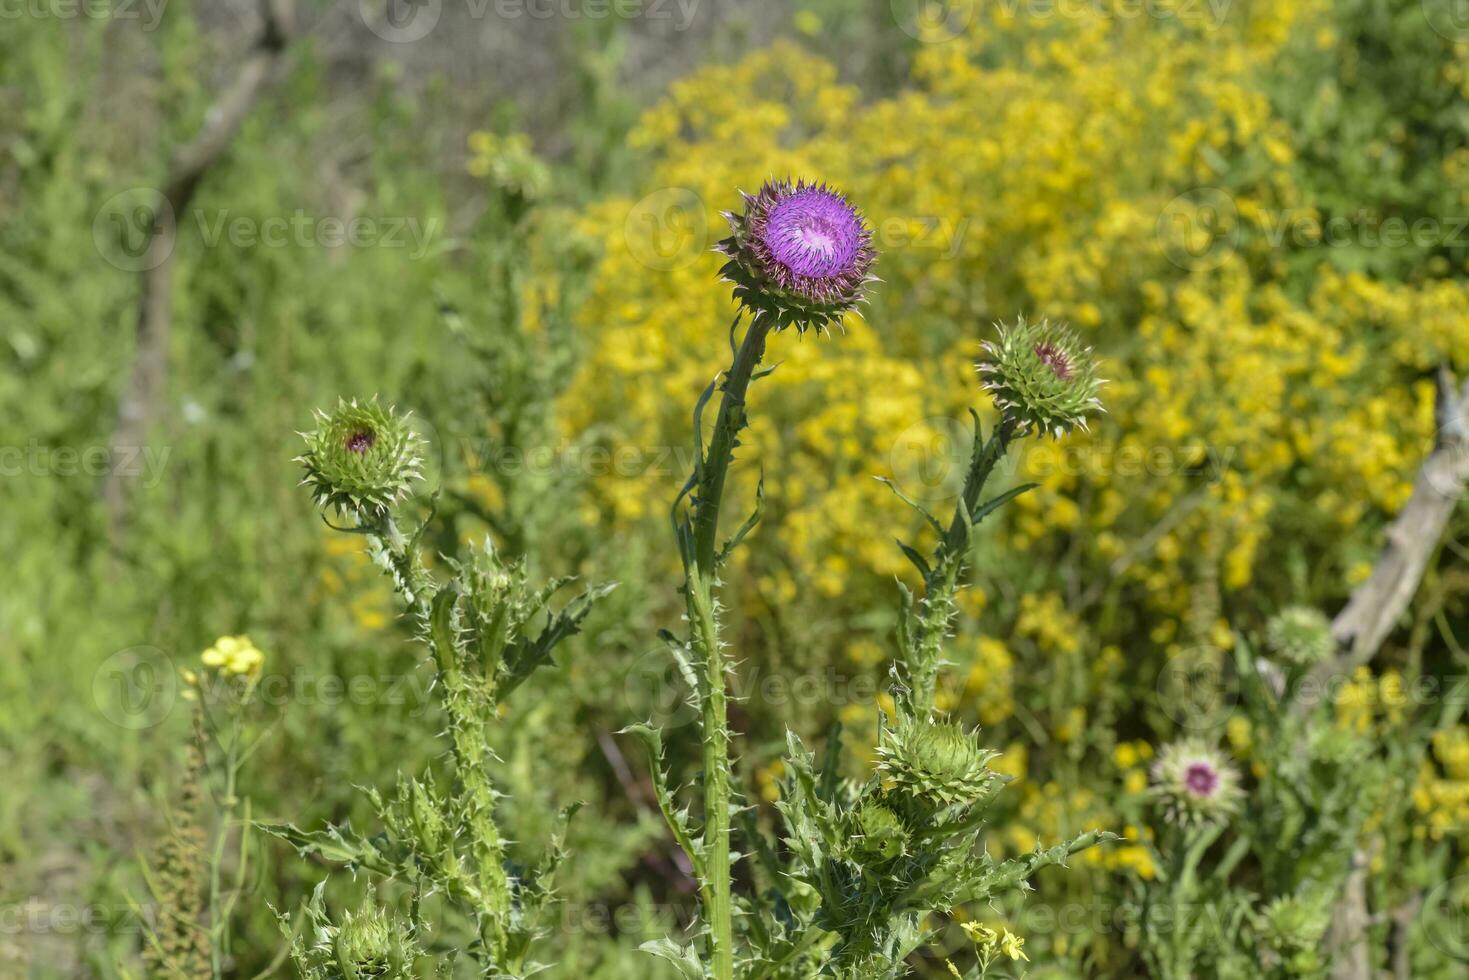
[332, 902, 418, 980]
[1260, 893, 1330, 948]
[977, 316, 1103, 438]
[1149, 739, 1243, 827]
[851, 799, 908, 862]
[717, 178, 877, 333]
[1266, 605, 1335, 666]
[877, 718, 997, 809]
[297, 398, 425, 519]
[1258, 892, 1330, 973]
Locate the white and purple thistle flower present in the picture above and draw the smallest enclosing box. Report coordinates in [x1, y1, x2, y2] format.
[717, 178, 877, 333]
[1150, 738, 1244, 827]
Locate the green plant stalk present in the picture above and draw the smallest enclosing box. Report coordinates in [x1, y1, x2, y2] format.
[374, 514, 514, 969]
[905, 415, 1019, 713]
[449, 688, 514, 965]
[685, 314, 773, 980]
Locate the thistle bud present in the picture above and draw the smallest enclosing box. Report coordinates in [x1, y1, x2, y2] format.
[877, 718, 997, 809]
[1149, 739, 1243, 827]
[717, 178, 877, 333]
[1265, 605, 1335, 666]
[1259, 893, 1330, 973]
[851, 799, 908, 862]
[331, 903, 418, 980]
[297, 398, 425, 520]
[977, 316, 1103, 438]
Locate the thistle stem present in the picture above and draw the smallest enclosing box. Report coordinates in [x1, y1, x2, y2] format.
[685, 314, 772, 980]
[906, 415, 1019, 714]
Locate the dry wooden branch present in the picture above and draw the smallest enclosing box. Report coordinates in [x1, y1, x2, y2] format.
[1296, 366, 1469, 718]
[103, 0, 295, 533]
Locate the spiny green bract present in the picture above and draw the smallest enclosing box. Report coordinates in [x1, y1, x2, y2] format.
[977, 316, 1103, 438]
[1266, 605, 1336, 666]
[877, 717, 998, 810]
[296, 397, 425, 519]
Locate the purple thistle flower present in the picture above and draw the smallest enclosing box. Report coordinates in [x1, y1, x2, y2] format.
[1183, 761, 1220, 797]
[717, 178, 876, 333]
[346, 429, 377, 455]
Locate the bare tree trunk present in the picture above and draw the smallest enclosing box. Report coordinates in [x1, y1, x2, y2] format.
[103, 0, 295, 534]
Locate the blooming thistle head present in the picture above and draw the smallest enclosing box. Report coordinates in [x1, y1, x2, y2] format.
[1150, 739, 1243, 827]
[716, 178, 876, 333]
[977, 316, 1103, 438]
[877, 717, 998, 810]
[1266, 605, 1336, 667]
[296, 398, 425, 520]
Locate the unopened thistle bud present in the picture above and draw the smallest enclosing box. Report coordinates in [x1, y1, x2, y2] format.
[877, 718, 997, 809]
[977, 316, 1103, 438]
[851, 799, 908, 862]
[1259, 893, 1331, 951]
[1150, 739, 1243, 827]
[297, 398, 425, 520]
[331, 902, 419, 980]
[716, 178, 876, 333]
[1266, 605, 1335, 666]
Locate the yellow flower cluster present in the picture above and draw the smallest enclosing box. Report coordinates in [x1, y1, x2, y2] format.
[1414, 729, 1469, 843]
[959, 920, 1028, 962]
[1334, 666, 1411, 734]
[200, 634, 265, 678]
